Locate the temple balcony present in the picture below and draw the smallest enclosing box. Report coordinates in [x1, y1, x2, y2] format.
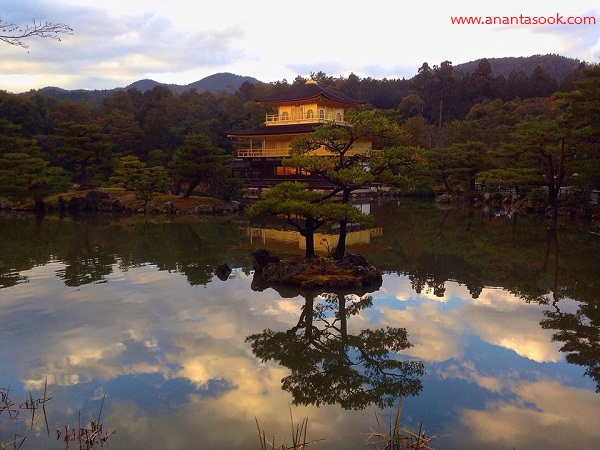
[235, 148, 291, 158]
[265, 112, 347, 126]
[235, 146, 372, 158]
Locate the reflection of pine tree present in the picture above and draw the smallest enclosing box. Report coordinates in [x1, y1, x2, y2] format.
[246, 293, 424, 410]
[408, 272, 446, 297]
[57, 249, 115, 286]
[541, 301, 600, 393]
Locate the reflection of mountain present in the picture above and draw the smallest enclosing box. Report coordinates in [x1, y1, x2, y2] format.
[246, 226, 383, 255]
[246, 292, 423, 410]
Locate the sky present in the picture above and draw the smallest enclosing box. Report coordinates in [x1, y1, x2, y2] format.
[1, 0, 599, 94]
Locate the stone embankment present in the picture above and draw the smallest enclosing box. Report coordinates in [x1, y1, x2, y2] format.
[0, 189, 241, 215]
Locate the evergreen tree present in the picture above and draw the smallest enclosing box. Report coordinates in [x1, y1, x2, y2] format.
[0, 119, 70, 210]
[53, 121, 113, 187]
[168, 133, 232, 198]
[554, 65, 600, 193]
[246, 182, 371, 258]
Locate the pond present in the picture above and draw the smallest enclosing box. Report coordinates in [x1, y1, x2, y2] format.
[1, 199, 599, 449]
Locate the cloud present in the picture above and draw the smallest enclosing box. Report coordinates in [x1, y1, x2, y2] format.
[1, 0, 252, 91]
[3, 0, 599, 93]
[375, 278, 562, 363]
[520, 9, 600, 61]
[457, 379, 600, 449]
[463, 290, 563, 362]
[437, 361, 512, 393]
[382, 304, 467, 362]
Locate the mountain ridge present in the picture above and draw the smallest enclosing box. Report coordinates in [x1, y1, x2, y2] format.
[453, 54, 582, 81]
[124, 72, 262, 94]
[34, 72, 262, 103]
[30, 54, 585, 103]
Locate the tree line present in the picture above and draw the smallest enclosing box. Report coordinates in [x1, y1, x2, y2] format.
[0, 60, 598, 218]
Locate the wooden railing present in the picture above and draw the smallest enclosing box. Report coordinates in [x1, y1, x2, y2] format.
[236, 146, 372, 158]
[265, 112, 346, 125]
[236, 148, 290, 158]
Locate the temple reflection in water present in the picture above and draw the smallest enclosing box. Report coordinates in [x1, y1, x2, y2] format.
[246, 226, 383, 254]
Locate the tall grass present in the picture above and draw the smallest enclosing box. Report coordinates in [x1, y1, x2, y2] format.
[1, 380, 51, 450]
[364, 399, 436, 449]
[57, 390, 115, 449]
[1, 383, 114, 450]
[5, 382, 435, 449]
[255, 406, 325, 450]
[255, 400, 438, 450]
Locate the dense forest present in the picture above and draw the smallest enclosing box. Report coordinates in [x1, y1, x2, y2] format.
[0, 55, 598, 215]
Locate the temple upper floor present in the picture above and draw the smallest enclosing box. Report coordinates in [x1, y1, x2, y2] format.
[255, 80, 363, 127]
[265, 103, 347, 125]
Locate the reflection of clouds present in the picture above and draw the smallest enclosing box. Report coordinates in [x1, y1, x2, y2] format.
[105, 374, 378, 450]
[262, 298, 305, 321]
[434, 361, 600, 448]
[1, 264, 284, 386]
[376, 304, 466, 362]
[6, 263, 559, 391]
[3, 261, 597, 448]
[0, 262, 405, 447]
[437, 361, 512, 394]
[376, 276, 562, 363]
[24, 330, 174, 389]
[90, 343, 379, 450]
[472, 286, 533, 307]
[457, 379, 600, 450]
[463, 299, 562, 363]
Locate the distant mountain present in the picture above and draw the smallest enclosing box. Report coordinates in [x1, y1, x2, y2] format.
[454, 54, 583, 81]
[124, 72, 261, 94]
[125, 79, 162, 92]
[183, 73, 261, 94]
[27, 55, 586, 105]
[32, 73, 262, 103]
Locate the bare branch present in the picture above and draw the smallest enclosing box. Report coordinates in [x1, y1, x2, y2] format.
[0, 17, 73, 48]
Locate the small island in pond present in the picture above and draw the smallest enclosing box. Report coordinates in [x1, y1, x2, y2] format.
[251, 249, 382, 291]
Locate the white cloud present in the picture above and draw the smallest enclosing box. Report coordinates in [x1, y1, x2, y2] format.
[376, 278, 563, 363]
[457, 379, 600, 449]
[1, 0, 598, 93]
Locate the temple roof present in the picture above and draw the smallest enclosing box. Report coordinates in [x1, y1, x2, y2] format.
[254, 81, 364, 107]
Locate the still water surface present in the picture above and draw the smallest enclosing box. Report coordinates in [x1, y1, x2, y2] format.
[1, 200, 599, 449]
